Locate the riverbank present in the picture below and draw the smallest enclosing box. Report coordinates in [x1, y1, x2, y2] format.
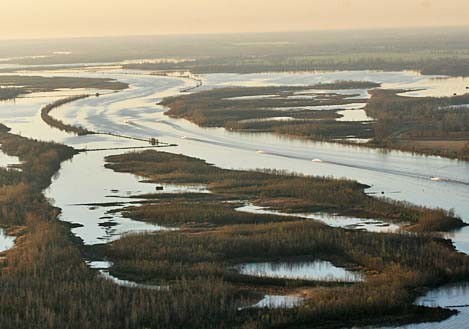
[0, 67, 468, 328]
[100, 149, 469, 328]
[160, 83, 469, 161]
[365, 89, 469, 161]
[0, 127, 247, 328]
[105, 150, 464, 232]
[40, 95, 93, 135]
[122, 53, 469, 77]
[0, 101, 465, 329]
[0, 75, 128, 101]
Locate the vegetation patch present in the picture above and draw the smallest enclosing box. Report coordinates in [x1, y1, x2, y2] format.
[366, 89, 469, 160]
[161, 83, 469, 160]
[104, 198, 468, 328]
[123, 52, 469, 77]
[0, 127, 465, 328]
[40, 95, 93, 135]
[100, 150, 469, 327]
[161, 83, 376, 140]
[105, 150, 463, 232]
[0, 75, 128, 100]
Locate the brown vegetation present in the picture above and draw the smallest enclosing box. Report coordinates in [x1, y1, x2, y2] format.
[40, 95, 93, 135]
[0, 75, 128, 100]
[123, 55, 469, 77]
[0, 128, 465, 328]
[366, 89, 469, 160]
[161, 84, 469, 160]
[105, 150, 463, 232]
[0, 125, 250, 329]
[102, 150, 469, 328]
[161, 83, 375, 140]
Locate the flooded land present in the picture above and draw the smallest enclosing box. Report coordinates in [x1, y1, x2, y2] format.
[0, 60, 468, 329]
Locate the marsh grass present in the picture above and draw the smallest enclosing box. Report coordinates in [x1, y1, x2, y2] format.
[105, 150, 463, 231]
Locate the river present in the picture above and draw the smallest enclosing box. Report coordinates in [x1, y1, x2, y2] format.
[0, 67, 468, 328]
[32, 69, 469, 241]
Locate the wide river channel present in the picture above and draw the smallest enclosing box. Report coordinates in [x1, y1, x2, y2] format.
[1, 66, 468, 328]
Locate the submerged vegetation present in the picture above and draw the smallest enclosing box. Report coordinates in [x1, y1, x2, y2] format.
[0, 125, 250, 329]
[1, 126, 456, 329]
[0, 87, 24, 100]
[0, 124, 76, 227]
[105, 221, 465, 327]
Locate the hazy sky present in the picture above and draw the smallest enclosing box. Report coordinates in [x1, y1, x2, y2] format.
[1, 0, 469, 39]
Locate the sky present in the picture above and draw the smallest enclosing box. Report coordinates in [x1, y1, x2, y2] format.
[1, 0, 469, 39]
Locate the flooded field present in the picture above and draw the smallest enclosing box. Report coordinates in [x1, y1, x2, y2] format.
[44, 149, 178, 245]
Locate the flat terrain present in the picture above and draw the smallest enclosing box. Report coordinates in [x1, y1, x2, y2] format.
[366, 89, 469, 160]
[105, 150, 462, 231]
[161, 84, 469, 160]
[0, 75, 128, 100]
[98, 150, 469, 328]
[161, 81, 376, 141]
[123, 52, 469, 77]
[0, 46, 467, 328]
[0, 69, 467, 328]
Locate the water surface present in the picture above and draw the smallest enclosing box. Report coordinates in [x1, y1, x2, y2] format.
[0, 148, 21, 169]
[236, 203, 400, 232]
[0, 228, 14, 252]
[238, 260, 363, 282]
[2, 68, 469, 249]
[249, 295, 304, 309]
[374, 283, 469, 329]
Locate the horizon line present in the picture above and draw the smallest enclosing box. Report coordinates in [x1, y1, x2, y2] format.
[2, 24, 469, 42]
